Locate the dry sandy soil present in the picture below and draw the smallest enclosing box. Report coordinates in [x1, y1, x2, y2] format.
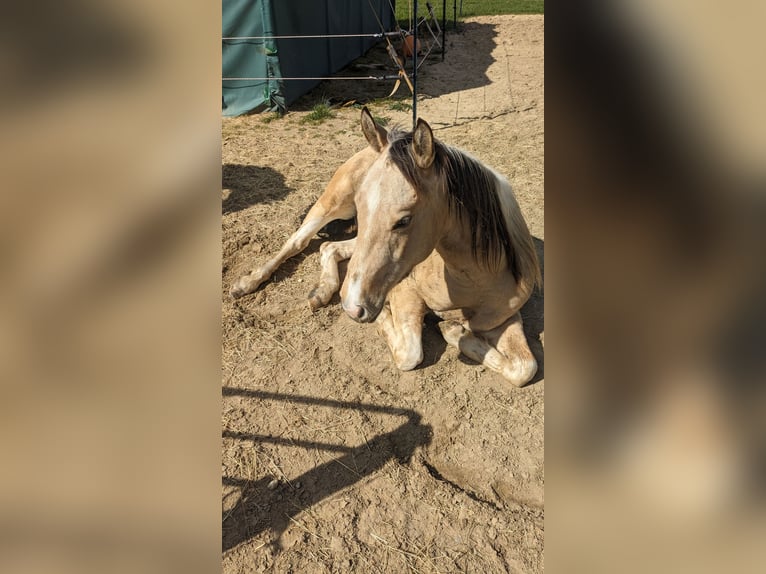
[222, 15, 544, 573]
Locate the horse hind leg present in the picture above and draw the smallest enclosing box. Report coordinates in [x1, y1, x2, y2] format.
[229, 191, 355, 299]
[438, 313, 537, 387]
[308, 238, 356, 310]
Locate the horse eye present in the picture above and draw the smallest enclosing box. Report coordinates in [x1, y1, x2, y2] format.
[393, 215, 412, 230]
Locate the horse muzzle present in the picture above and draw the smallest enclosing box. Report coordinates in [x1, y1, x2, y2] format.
[341, 300, 381, 323]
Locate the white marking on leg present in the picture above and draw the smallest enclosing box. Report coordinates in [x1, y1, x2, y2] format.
[311, 238, 356, 310]
[438, 319, 535, 387]
[375, 307, 420, 370]
[395, 328, 424, 371]
[375, 287, 426, 371]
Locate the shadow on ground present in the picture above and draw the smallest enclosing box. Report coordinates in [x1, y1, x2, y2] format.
[223, 164, 294, 215]
[289, 22, 498, 111]
[222, 389, 432, 553]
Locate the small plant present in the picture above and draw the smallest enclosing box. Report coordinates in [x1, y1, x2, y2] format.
[388, 100, 413, 112]
[373, 114, 391, 126]
[261, 112, 282, 124]
[301, 102, 335, 124]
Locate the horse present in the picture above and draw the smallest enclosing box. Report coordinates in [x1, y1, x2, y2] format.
[231, 107, 541, 386]
[342, 108, 541, 386]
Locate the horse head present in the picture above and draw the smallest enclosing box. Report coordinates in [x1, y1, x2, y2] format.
[341, 108, 448, 323]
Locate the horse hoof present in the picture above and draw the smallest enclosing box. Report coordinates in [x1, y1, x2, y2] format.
[230, 285, 246, 299]
[395, 350, 424, 372]
[308, 294, 323, 311]
[505, 357, 537, 388]
[308, 285, 333, 311]
[230, 280, 256, 299]
[230, 272, 268, 299]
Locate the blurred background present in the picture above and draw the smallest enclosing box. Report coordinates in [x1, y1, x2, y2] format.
[0, 0, 764, 572]
[0, 2, 220, 573]
[547, 0, 766, 572]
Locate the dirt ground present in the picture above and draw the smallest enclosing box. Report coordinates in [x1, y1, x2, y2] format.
[222, 15, 544, 573]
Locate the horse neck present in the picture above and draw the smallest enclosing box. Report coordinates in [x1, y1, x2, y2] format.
[435, 209, 506, 277]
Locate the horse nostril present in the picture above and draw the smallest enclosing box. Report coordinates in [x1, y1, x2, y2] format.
[354, 305, 367, 321]
[342, 300, 371, 322]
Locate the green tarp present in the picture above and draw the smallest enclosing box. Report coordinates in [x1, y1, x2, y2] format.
[223, 0, 396, 116]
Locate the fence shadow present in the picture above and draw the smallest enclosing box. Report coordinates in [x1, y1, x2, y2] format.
[222, 389, 432, 553]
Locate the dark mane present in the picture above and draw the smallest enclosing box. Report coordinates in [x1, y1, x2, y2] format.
[387, 129, 518, 278]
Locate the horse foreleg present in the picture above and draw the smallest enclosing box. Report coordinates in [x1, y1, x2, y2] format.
[230, 194, 356, 299]
[308, 238, 356, 310]
[375, 282, 427, 371]
[438, 313, 537, 387]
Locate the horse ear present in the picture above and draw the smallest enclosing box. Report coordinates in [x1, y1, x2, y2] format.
[360, 107, 388, 152]
[412, 118, 435, 169]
